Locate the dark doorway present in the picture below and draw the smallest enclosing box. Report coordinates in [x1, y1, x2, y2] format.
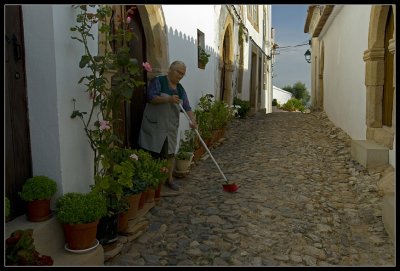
[126, 5, 147, 149]
[5, 5, 32, 220]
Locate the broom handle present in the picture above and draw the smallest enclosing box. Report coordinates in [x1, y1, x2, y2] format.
[178, 103, 228, 183]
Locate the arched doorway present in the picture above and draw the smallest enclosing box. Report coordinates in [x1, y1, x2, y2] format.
[220, 32, 228, 102]
[364, 5, 396, 149]
[218, 17, 234, 105]
[104, 5, 170, 149]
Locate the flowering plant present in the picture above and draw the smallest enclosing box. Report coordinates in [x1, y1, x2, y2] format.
[6, 229, 54, 266]
[127, 149, 169, 190]
[70, 5, 152, 214]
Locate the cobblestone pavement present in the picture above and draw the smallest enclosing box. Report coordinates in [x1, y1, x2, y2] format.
[106, 111, 395, 267]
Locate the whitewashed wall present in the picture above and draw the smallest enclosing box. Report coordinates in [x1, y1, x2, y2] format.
[163, 5, 218, 146]
[273, 86, 292, 105]
[320, 5, 370, 140]
[22, 5, 97, 200]
[163, 5, 217, 107]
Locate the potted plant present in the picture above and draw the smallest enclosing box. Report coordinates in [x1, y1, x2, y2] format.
[233, 97, 251, 118]
[18, 176, 58, 222]
[175, 129, 196, 174]
[134, 152, 168, 203]
[198, 45, 210, 69]
[209, 100, 233, 143]
[122, 150, 150, 217]
[55, 191, 107, 251]
[6, 229, 54, 266]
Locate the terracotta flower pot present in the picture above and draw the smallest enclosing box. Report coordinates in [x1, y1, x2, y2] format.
[144, 188, 155, 203]
[26, 199, 51, 222]
[125, 193, 141, 220]
[138, 192, 146, 209]
[118, 211, 129, 233]
[63, 220, 99, 250]
[154, 183, 162, 202]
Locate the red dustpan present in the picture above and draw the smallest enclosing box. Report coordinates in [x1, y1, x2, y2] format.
[178, 103, 239, 193]
[222, 183, 240, 193]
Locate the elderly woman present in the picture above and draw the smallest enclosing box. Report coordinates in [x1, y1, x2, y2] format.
[138, 60, 197, 191]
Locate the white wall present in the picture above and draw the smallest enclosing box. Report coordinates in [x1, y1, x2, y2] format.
[163, 5, 218, 150]
[163, 5, 216, 107]
[23, 5, 97, 198]
[320, 5, 370, 140]
[273, 86, 292, 105]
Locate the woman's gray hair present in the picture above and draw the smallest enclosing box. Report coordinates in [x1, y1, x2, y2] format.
[169, 61, 186, 71]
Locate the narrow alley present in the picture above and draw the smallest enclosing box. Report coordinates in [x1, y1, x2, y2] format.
[105, 111, 395, 267]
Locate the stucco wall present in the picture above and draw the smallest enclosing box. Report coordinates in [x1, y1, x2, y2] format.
[22, 5, 97, 198]
[163, 5, 216, 107]
[321, 5, 370, 140]
[273, 86, 293, 105]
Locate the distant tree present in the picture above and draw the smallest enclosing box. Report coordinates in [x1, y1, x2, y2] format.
[282, 81, 310, 106]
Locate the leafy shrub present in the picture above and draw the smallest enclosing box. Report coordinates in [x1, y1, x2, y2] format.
[281, 98, 305, 112]
[176, 129, 196, 161]
[233, 97, 250, 118]
[19, 176, 57, 202]
[209, 100, 233, 130]
[55, 192, 108, 224]
[126, 149, 169, 189]
[272, 98, 277, 106]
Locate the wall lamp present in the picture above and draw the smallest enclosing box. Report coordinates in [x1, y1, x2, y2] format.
[304, 49, 311, 63]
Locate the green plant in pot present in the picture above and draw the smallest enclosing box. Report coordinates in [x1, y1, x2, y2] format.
[18, 176, 58, 222]
[55, 191, 107, 250]
[175, 129, 196, 173]
[198, 45, 210, 68]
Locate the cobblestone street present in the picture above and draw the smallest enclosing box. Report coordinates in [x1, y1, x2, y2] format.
[106, 111, 395, 267]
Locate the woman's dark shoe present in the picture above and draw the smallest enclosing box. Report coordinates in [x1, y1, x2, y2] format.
[166, 181, 179, 191]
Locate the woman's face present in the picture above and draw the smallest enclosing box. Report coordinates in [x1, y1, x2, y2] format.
[169, 65, 186, 84]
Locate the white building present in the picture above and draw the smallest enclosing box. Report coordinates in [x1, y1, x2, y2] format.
[5, 4, 273, 218]
[273, 85, 293, 105]
[304, 4, 395, 240]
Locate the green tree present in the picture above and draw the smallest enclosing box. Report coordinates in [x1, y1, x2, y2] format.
[282, 81, 310, 106]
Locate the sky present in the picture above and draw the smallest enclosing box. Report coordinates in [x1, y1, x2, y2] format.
[271, 5, 311, 92]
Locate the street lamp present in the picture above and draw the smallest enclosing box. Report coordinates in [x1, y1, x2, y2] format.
[304, 49, 311, 63]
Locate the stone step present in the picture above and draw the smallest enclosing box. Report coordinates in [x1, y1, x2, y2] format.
[6, 200, 158, 266]
[5, 214, 104, 266]
[351, 140, 389, 168]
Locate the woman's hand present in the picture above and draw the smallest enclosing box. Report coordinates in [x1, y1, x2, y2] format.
[189, 119, 198, 129]
[169, 95, 180, 104]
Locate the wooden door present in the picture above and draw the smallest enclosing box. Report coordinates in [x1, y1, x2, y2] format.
[126, 5, 147, 149]
[382, 6, 394, 126]
[5, 5, 32, 220]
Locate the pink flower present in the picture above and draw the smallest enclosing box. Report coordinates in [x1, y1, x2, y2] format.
[130, 154, 138, 160]
[99, 120, 111, 131]
[142, 62, 152, 72]
[126, 17, 131, 24]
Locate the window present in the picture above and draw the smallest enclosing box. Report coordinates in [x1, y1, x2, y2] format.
[197, 29, 209, 69]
